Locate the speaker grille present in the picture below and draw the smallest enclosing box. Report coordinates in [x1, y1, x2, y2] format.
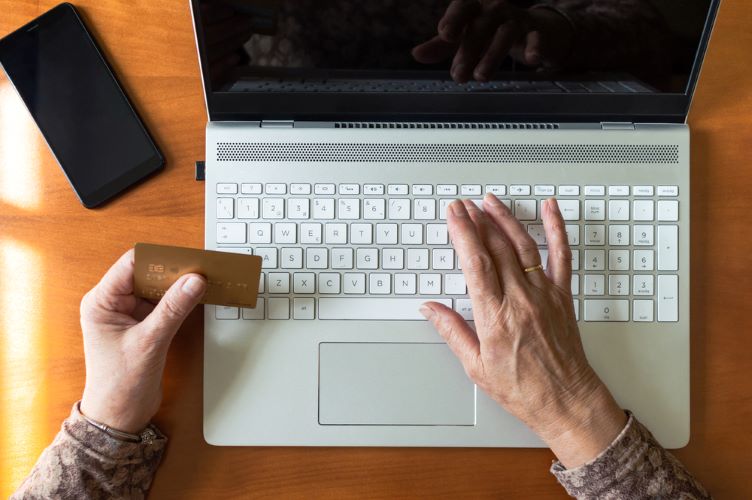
[216, 142, 679, 164]
[333, 122, 559, 130]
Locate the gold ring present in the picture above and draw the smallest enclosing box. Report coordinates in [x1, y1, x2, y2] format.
[523, 264, 544, 273]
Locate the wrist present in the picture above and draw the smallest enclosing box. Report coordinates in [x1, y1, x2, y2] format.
[80, 392, 152, 434]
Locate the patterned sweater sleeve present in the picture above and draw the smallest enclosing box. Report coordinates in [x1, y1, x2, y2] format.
[551, 412, 711, 499]
[11, 402, 167, 500]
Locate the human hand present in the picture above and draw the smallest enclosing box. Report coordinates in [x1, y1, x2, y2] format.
[79, 249, 207, 433]
[421, 196, 626, 468]
[412, 0, 574, 82]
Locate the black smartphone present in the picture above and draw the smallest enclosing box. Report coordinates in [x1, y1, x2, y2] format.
[0, 3, 164, 208]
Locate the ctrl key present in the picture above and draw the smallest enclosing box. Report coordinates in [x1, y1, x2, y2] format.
[584, 300, 629, 322]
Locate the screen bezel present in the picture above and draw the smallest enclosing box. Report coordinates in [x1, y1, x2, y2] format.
[190, 0, 720, 124]
[0, 3, 164, 208]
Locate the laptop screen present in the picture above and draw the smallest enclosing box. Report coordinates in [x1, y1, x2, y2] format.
[197, 0, 712, 96]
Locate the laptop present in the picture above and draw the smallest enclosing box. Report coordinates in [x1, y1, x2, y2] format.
[191, 0, 719, 447]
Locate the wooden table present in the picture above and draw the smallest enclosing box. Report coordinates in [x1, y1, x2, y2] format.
[1, 1, 751, 497]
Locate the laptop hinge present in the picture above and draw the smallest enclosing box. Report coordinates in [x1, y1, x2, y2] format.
[601, 122, 635, 130]
[261, 120, 294, 128]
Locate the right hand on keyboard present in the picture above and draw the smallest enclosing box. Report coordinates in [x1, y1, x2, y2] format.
[420, 195, 626, 469]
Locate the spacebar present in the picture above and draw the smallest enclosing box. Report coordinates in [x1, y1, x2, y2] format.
[318, 298, 453, 320]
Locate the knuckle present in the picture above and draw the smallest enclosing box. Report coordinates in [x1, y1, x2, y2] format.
[161, 296, 187, 320]
[464, 252, 495, 275]
[516, 241, 540, 261]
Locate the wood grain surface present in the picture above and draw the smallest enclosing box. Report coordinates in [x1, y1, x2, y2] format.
[1, 1, 751, 498]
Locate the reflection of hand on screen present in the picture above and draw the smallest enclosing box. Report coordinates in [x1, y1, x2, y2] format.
[412, 0, 574, 83]
[201, 1, 258, 86]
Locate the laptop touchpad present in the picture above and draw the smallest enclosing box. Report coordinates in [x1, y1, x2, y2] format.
[318, 343, 476, 426]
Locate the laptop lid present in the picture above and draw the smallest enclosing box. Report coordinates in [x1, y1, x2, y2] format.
[191, 0, 720, 124]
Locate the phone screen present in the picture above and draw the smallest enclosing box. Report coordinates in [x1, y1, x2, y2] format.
[0, 3, 163, 208]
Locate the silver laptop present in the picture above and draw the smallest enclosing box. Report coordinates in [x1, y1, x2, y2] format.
[191, 0, 719, 447]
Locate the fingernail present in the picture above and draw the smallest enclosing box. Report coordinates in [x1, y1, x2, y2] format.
[448, 200, 467, 217]
[182, 276, 206, 298]
[419, 305, 435, 320]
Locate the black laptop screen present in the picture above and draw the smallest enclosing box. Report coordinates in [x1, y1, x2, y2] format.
[197, 0, 712, 96]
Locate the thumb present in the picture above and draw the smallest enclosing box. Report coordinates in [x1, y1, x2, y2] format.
[141, 273, 207, 344]
[420, 301, 481, 374]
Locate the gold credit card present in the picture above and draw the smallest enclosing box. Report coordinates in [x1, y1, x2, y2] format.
[134, 243, 262, 308]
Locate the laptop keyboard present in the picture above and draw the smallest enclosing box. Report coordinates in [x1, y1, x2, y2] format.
[213, 182, 679, 323]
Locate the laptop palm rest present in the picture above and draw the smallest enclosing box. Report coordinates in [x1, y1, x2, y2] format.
[318, 342, 476, 426]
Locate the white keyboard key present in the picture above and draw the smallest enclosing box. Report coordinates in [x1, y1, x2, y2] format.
[633, 250, 654, 271]
[438, 199, 454, 220]
[217, 198, 234, 219]
[306, 247, 328, 269]
[657, 185, 679, 197]
[268, 298, 290, 320]
[216, 183, 237, 194]
[300, 223, 322, 244]
[584, 250, 605, 271]
[339, 184, 360, 195]
[249, 223, 272, 244]
[274, 223, 297, 244]
[280, 247, 303, 269]
[325, 223, 347, 244]
[461, 185, 482, 196]
[608, 275, 629, 296]
[657, 200, 679, 221]
[369, 273, 391, 294]
[242, 299, 265, 320]
[571, 275, 579, 295]
[633, 200, 654, 221]
[608, 200, 630, 221]
[388, 184, 409, 195]
[407, 248, 429, 270]
[265, 183, 287, 195]
[510, 185, 530, 195]
[633, 225, 654, 246]
[268, 272, 290, 293]
[314, 183, 335, 195]
[412, 184, 433, 195]
[363, 199, 386, 219]
[539, 249, 548, 270]
[363, 184, 384, 195]
[357, 248, 378, 269]
[455, 299, 474, 320]
[217, 222, 246, 244]
[573, 299, 580, 321]
[633, 300, 654, 322]
[571, 250, 580, 271]
[419, 274, 442, 294]
[565, 225, 580, 246]
[608, 185, 629, 196]
[313, 198, 335, 219]
[262, 198, 285, 219]
[331, 248, 354, 269]
[470, 199, 483, 210]
[657, 275, 679, 322]
[255, 248, 278, 268]
[609, 250, 630, 271]
[294, 272, 315, 293]
[290, 183, 311, 195]
[556, 200, 580, 221]
[608, 225, 630, 246]
[388, 199, 411, 220]
[241, 183, 262, 194]
[585, 225, 606, 245]
[414, 199, 436, 220]
[216, 305, 239, 319]
[258, 273, 265, 293]
[382, 248, 404, 269]
[376, 224, 398, 244]
[558, 185, 580, 196]
[437, 184, 458, 195]
[584, 299, 629, 322]
[485, 185, 506, 196]
[221, 247, 253, 255]
[318, 273, 341, 294]
[432, 248, 455, 270]
[343, 273, 366, 294]
[444, 274, 467, 295]
[350, 223, 373, 244]
[339, 199, 360, 219]
[293, 298, 315, 319]
[657, 225, 679, 271]
[584, 275, 605, 295]
[584, 200, 605, 221]
[634, 275, 654, 296]
[527, 225, 546, 245]
[237, 198, 259, 219]
[534, 185, 555, 196]
[633, 186, 654, 196]
[426, 224, 448, 245]
[318, 298, 452, 320]
[394, 273, 417, 294]
[287, 198, 310, 219]
[584, 185, 605, 196]
[515, 200, 537, 220]
[401, 224, 423, 244]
